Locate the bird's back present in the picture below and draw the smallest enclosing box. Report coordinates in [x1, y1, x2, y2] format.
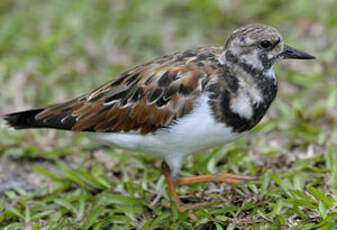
[2, 46, 226, 135]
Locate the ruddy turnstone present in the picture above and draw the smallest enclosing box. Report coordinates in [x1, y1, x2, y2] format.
[2, 24, 315, 218]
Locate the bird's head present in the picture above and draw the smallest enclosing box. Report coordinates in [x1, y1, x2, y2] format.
[221, 24, 315, 73]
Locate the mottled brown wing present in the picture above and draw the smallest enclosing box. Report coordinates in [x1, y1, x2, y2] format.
[34, 47, 221, 134]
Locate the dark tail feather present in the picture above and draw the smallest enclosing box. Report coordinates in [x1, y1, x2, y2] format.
[1, 108, 76, 130]
[2, 109, 45, 129]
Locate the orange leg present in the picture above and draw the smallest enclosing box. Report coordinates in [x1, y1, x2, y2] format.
[177, 173, 257, 185]
[161, 162, 203, 220]
[161, 162, 257, 220]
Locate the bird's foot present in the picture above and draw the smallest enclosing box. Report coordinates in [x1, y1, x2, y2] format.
[177, 173, 257, 185]
[161, 161, 258, 220]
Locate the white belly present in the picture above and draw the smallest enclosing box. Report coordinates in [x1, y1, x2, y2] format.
[90, 95, 242, 159]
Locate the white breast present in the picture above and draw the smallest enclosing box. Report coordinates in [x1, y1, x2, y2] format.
[230, 92, 253, 119]
[91, 95, 242, 160]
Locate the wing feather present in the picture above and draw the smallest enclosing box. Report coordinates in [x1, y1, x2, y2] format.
[32, 47, 223, 134]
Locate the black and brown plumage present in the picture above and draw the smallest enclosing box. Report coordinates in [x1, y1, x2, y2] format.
[2, 24, 315, 219]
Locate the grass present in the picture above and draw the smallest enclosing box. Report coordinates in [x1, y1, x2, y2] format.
[0, 0, 337, 229]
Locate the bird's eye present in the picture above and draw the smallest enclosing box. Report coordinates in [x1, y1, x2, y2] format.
[260, 40, 272, 49]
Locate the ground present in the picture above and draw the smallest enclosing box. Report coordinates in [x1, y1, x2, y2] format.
[0, 0, 337, 229]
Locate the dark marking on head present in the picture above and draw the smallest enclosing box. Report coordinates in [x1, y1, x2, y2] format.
[241, 62, 260, 76]
[272, 38, 281, 48]
[225, 51, 260, 76]
[258, 53, 273, 69]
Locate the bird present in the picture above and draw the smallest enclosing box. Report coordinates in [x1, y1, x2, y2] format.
[1, 24, 315, 219]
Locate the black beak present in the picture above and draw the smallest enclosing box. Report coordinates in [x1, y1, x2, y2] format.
[281, 44, 315, 60]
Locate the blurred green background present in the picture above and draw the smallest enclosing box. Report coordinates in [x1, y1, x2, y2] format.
[0, 0, 337, 229]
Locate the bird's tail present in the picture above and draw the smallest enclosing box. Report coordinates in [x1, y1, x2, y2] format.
[2, 108, 49, 130]
[1, 106, 77, 131]
[1, 95, 103, 132]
